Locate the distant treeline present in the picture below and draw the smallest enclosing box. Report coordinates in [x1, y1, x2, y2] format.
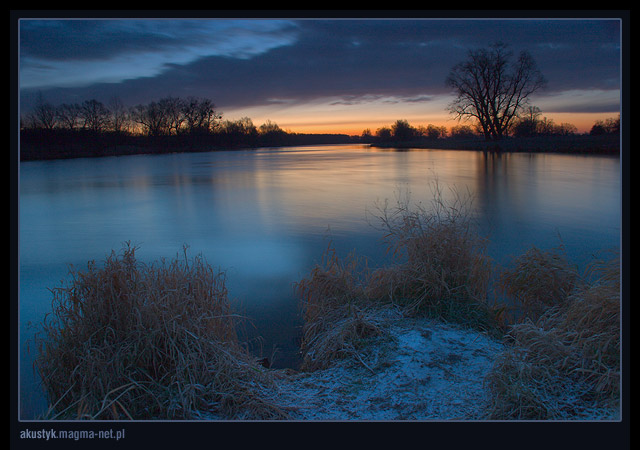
[19, 94, 362, 160]
[362, 112, 620, 154]
[363, 111, 620, 143]
[19, 93, 620, 161]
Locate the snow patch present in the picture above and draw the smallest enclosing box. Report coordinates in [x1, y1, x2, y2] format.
[271, 315, 504, 420]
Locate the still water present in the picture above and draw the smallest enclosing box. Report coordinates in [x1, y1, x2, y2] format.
[18, 144, 621, 419]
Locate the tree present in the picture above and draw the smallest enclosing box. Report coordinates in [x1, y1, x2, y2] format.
[56, 103, 83, 131]
[391, 119, 417, 141]
[80, 99, 110, 133]
[449, 124, 477, 139]
[425, 124, 447, 139]
[446, 42, 546, 141]
[32, 92, 58, 130]
[107, 96, 130, 134]
[158, 96, 186, 135]
[512, 106, 542, 137]
[182, 97, 221, 134]
[130, 101, 168, 137]
[590, 116, 620, 135]
[375, 126, 392, 141]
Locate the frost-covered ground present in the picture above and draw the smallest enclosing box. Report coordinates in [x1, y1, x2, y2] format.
[269, 315, 504, 421]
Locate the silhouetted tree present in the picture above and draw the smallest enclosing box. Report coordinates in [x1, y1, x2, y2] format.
[375, 126, 392, 142]
[449, 124, 478, 139]
[182, 96, 221, 135]
[130, 101, 168, 137]
[590, 116, 620, 135]
[57, 103, 83, 131]
[80, 99, 110, 133]
[446, 42, 546, 141]
[32, 92, 58, 130]
[159, 96, 186, 135]
[391, 119, 417, 141]
[425, 123, 447, 139]
[360, 128, 373, 142]
[107, 96, 130, 134]
[512, 106, 542, 137]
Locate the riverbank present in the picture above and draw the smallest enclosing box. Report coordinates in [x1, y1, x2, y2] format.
[371, 134, 620, 154]
[199, 306, 619, 421]
[199, 308, 508, 420]
[260, 311, 507, 421]
[18, 132, 620, 161]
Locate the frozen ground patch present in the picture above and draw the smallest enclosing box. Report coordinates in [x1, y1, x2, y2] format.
[270, 315, 504, 420]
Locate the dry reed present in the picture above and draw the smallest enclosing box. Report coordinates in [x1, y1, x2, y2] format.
[34, 243, 289, 420]
[369, 183, 496, 329]
[486, 250, 620, 420]
[296, 182, 500, 371]
[497, 244, 578, 322]
[296, 246, 386, 371]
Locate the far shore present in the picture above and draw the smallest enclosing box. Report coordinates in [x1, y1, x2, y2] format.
[19, 132, 620, 162]
[370, 133, 620, 154]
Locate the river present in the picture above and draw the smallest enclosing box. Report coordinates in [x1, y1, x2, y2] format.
[18, 144, 621, 419]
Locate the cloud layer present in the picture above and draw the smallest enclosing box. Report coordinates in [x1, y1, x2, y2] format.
[19, 17, 622, 131]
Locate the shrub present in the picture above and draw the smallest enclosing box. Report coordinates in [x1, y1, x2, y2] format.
[34, 243, 288, 420]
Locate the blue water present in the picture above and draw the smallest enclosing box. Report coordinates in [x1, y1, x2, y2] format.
[18, 144, 621, 419]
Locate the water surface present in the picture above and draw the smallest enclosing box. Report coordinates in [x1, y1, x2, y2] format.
[18, 144, 621, 419]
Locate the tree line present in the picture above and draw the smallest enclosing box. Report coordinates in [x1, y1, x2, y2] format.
[361, 113, 619, 144]
[19, 93, 358, 159]
[22, 93, 282, 139]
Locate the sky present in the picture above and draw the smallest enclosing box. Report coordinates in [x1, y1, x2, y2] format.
[17, 14, 623, 135]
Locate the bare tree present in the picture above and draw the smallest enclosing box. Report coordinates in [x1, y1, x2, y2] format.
[130, 101, 168, 137]
[32, 92, 58, 130]
[158, 96, 186, 135]
[80, 99, 110, 133]
[182, 97, 221, 134]
[107, 96, 130, 134]
[57, 103, 83, 131]
[446, 42, 546, 141]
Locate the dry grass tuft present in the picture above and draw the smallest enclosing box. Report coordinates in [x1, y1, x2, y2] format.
[34, 243, 289, 420]
[296, 246, 386, 371]
[296, 182, 501, 371]
[497, 244, 579, 322]
[370, 183, 496, 330]
[486, 250, 620, 420]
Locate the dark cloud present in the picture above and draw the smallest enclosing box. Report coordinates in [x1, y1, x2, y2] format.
[19, 18, 621, 116]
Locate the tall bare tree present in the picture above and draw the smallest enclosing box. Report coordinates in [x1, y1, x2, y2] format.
[446, 42, 546, 141]
[107, 96, 130, 134]
[32, 92, 57, 130]
[80, 99, 110, 133]
[57, 103, 82, 131]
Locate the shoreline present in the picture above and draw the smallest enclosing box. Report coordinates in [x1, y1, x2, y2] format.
[18, 133, 620, 162]
[202, 308, 621, 421]
[370, 134, 620, 155]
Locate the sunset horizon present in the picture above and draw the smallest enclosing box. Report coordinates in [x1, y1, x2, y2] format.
[18, 16, 621, 138]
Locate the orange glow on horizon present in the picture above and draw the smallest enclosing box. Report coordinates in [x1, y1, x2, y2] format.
[223, 95, 620, 136]
[253, 112, 617, 136]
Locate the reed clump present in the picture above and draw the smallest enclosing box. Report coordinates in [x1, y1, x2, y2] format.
[497, 244, 579, 321]
[296, 183, 500, 371]
[34, 243, 288, 420]
[369, 184, 496, 329]
[486, 251, 620, 419]
[296, 247, 388, 371]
